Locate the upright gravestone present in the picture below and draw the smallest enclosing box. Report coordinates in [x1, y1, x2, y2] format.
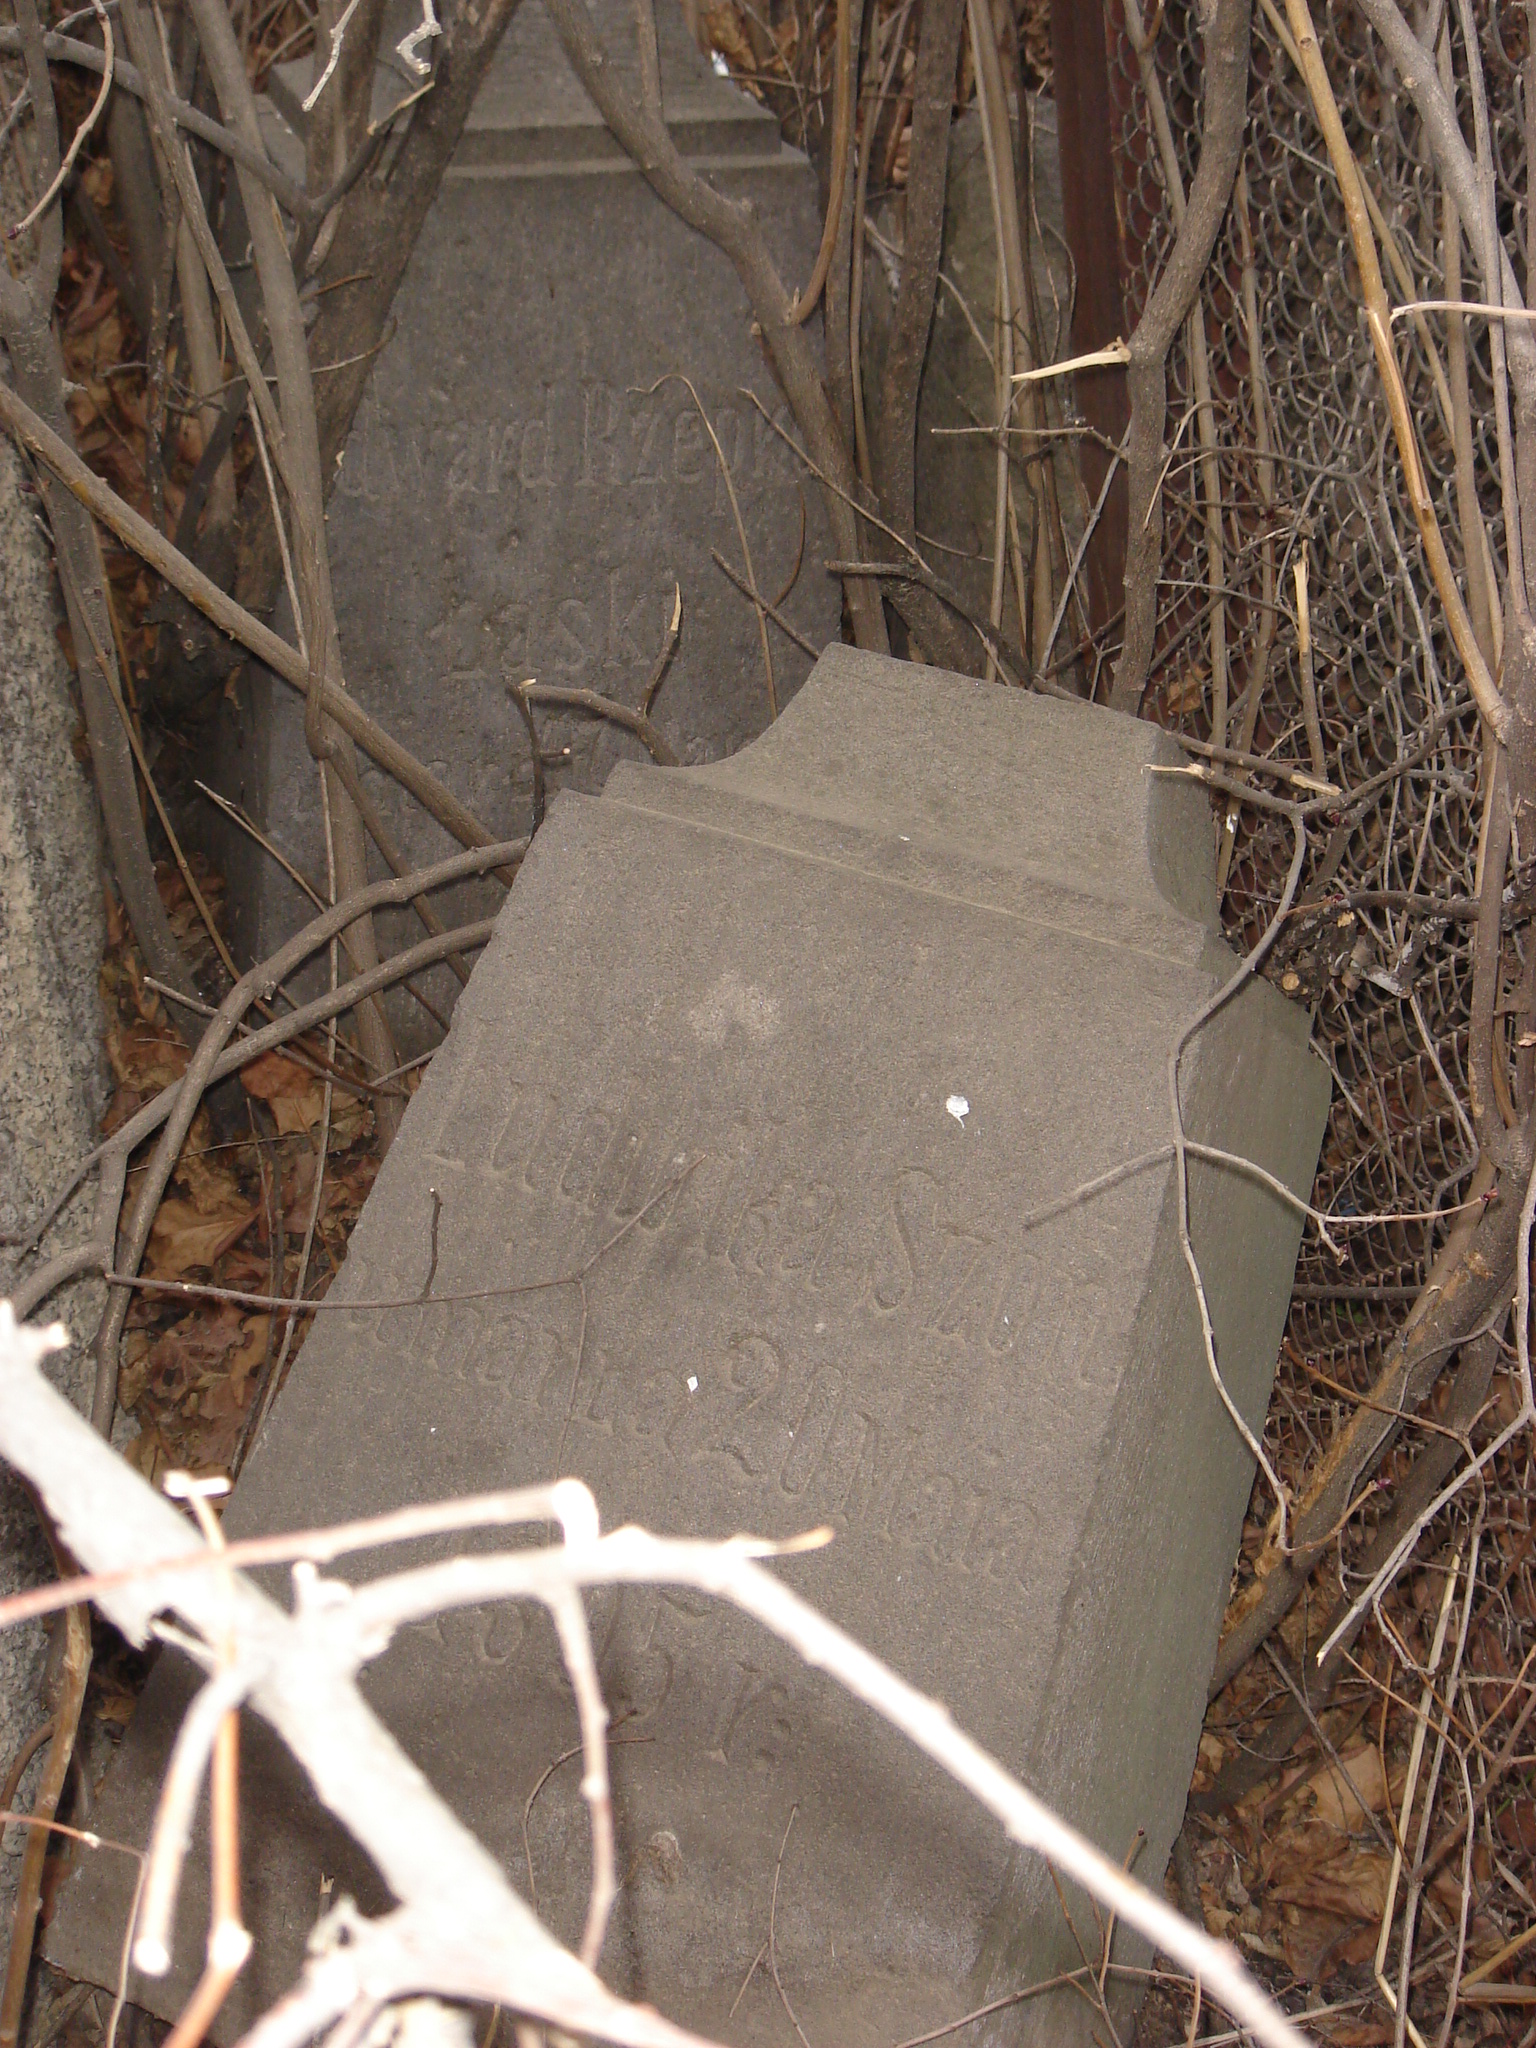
[213, 0, 839, 1046]
[54, 650, 1330, 2046]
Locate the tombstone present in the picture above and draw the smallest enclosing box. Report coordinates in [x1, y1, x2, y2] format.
[53, 649, 1330, 2045]
[212, 0, 840, 1050]
[858, 100, 1081, 654]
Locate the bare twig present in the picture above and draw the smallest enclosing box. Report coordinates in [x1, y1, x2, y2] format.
[12, 911, 502, 1310]
[0, 1320, 1315, 2048]
[1110, 0, 1251, 714]
[0, 1603, 90, 2048]
[4, 0, 113, 242]
[788, 0, 850, 325]
[1294, 544, 1327, 780]
[90, 846, 517, 1434]
[0, 26, 313, 216]
[767, 1808, 811, 2048]
[711, 551, 819, 658]
[642, 374, 774, 716]
[1120, 0, 1230, 740]
[543, 0, 886, 653]
[1282, 0, 1508, 743]
[1216, 164, 1280, 892]
[0, 378, 512, 869]
[518, 684, 678, 767]
[870, 0, 971, 672]
[1169, 804, 1308, 1541]
[544, 1589, 615, 1968]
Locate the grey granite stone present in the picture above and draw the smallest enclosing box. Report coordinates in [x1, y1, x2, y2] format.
[52, 649, 1329, 2045]
[210, 0, 840, 1052]
[856, 99, 1081, 675]
[0, 427, 107, 1972]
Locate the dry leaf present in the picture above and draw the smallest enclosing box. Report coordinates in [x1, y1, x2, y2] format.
[241, 1049, 326, 1133]
[147, 1194, 257, 1277]
[1165, 669, 1208, 717]
[1494, 1799, 1536, 1855]
[119, 1328, 154, 1411]
[701, 2, 756, 79]
[170, 1113, 242, 1213]
[227, 1316, 270, 1405]
[1302, 1744, 1396, 1831]
[1268, 1843, 1392, 1923]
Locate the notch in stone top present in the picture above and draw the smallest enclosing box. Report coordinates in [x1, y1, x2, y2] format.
[608, 645, 1221, 929]
[270, 0, 787, 169]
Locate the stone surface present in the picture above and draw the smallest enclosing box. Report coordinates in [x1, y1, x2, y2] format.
[859, 99, 1083, 674]
[0, 429, 106, 1963]
[53, 649, 1330, 2045]
[210, 0, 840, 1051]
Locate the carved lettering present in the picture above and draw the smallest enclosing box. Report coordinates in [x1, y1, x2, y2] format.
[719, 1334, 787, 1479]
[467, 1306, 532, 1391]
[630, 396, 665, 483]
[552, 598, 597, 678]
[606, 571, 650, 665]
[447, 434, 480, 511]
[597, 1587, 676, 1724]
[559, 1106, 618, 1207]
[581, 382, 622, 484]
[964, 1494, 1039, 1587]
[671, 410, 707, 481]
[779, 1367, 842, 1494]
[899, 1468, 958, 1554]
[710, 408, 742, 514]
[519, 393, 556, 488]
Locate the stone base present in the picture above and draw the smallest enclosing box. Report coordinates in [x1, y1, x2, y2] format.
[51, 649, 1328, 2045]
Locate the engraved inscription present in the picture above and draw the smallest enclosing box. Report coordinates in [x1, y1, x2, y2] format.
[335, 379, 804, 693]
[413, 1060, 1126, 1597]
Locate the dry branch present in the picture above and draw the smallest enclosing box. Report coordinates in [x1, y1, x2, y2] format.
[520, 685, 679, 766]
[182, 0, 400, 1139]
[1109, 0, 1251, 716]
[243, 0, 529, 614]
[0, 379, 511, 873]
[870, 0, 973, 672]
[540, 0, 888, 655]
[0, 27, 313, 216]
[8, 910, 501, 1332]
[0, 1309, 1311, 2048]
[1208, 1147, 1520, 1693]
[0, 0, 196, 1007]
[90, 843, 522, 1435]
[1282, 0, 1507, 748]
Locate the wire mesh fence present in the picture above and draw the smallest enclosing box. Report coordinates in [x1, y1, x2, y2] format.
[1103, 1, 1535, 2026]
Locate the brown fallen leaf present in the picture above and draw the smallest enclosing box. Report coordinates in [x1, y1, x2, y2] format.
[1313, 2023, 1394, 2047]
[1302, 1744, 1397, 1832]
[1494, 1799, 1536, 1856]
[1164, 669, 1209, 718]
[1267, 1844, 1392, 1924]
[146, 1193, 258, 1277]
[188, 1352, 265, 1474]
[139, 1305, 245, 1406]
[241, 1048, 326, 1134]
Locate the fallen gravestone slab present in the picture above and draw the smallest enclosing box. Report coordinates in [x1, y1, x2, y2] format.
[53, 649, 1330, 2045]
[210, 0, 839, 1052]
